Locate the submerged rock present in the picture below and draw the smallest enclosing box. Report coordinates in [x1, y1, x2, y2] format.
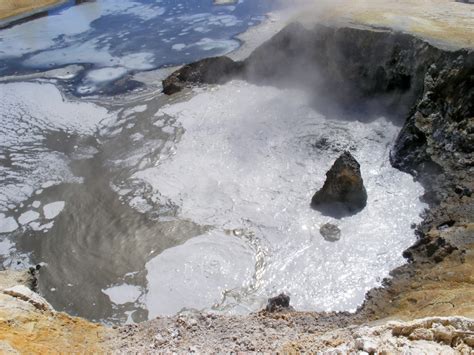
[311, 152, 368, 216]
[162, 56, 242, 95]
[320, 223, 341, 242]
[266, 293, 293, 312]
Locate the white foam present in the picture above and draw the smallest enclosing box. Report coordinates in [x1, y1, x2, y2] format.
[43, 201, 65, 220]
[102, 284, 142, 305]
[192, 38, 239, 52]
[25, 40, 155, 72]
[145, 230, 254, 317]
[130, 133, 144, 142]
[172, 43, 187, 51]
[86, 67, 128, 83]
[0, 215, 18, 234]
[41, 181, 57, 189]
[0, 82, 110, 137]
[0, 238, 13, 255]
[18, 211, 40, 225]
[131, 105, 147, 113]
[137, 81, 426, 315]
[30, 221, 54, 232]
[129, 196, 152, 213]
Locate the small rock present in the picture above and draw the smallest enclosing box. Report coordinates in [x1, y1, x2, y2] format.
[408, 328, 434, 341]
[432, 324, 454, 344]
[266, 293, 292, 312]
[154, 333, 166, 345]
[320, 223, 341, 242]
[354, 337, 378, 353]
[311, 151, 367, 216]
[464, 336, 474, 347]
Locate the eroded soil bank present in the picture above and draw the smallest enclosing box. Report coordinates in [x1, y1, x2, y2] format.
[0, 7, 473, 355]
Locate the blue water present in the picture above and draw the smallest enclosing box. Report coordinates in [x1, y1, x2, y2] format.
[0, 0, 275, 94]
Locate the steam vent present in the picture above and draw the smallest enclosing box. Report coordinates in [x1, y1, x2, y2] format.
[311, 151, 368, 215]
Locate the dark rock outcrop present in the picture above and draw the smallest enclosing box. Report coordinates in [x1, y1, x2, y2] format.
[311, 152, 368, 216]
[266, 293, 293, 312]
[162, 56, 243, 95]
[243, 24, 450, 119]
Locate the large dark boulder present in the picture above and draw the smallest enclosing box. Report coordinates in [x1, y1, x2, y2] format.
[311, 152, 368, 216]
[162, 56, 243, 95]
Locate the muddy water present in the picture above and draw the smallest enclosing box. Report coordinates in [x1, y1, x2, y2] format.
[18, 155, 207, 323]
[0, 85, 205, 323]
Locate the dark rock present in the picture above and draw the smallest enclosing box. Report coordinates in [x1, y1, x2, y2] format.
[266, 293, 293, 312]
[320, 223, 341, 242]
[243, 24, 440, 119]
[311, 152, 368, 216]
[391, 53, 474, 176]
[454, 185, 471, 197]
[162, 56, 243, 95]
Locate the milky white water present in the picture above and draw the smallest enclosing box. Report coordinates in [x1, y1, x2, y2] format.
[129, 81, 427, 317]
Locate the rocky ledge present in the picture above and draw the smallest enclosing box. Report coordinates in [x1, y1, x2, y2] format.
[0, 269, 108, 353]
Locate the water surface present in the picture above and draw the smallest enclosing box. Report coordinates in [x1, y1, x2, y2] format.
[0, 0, 426, 324]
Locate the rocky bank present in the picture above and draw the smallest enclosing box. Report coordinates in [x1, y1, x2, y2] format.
[0, 269, 109, 353]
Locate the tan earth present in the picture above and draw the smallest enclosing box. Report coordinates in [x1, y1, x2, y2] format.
[0, 270, 109, 353]
[0, 0, 64, 21]
[300, 0, 474, 49]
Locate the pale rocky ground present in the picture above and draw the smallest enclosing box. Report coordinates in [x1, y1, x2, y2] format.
[283, 316, 474, 354]
[107, 311, 474, 353]
[1, 267, 472, 354]
[302, 0, 474, 49]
